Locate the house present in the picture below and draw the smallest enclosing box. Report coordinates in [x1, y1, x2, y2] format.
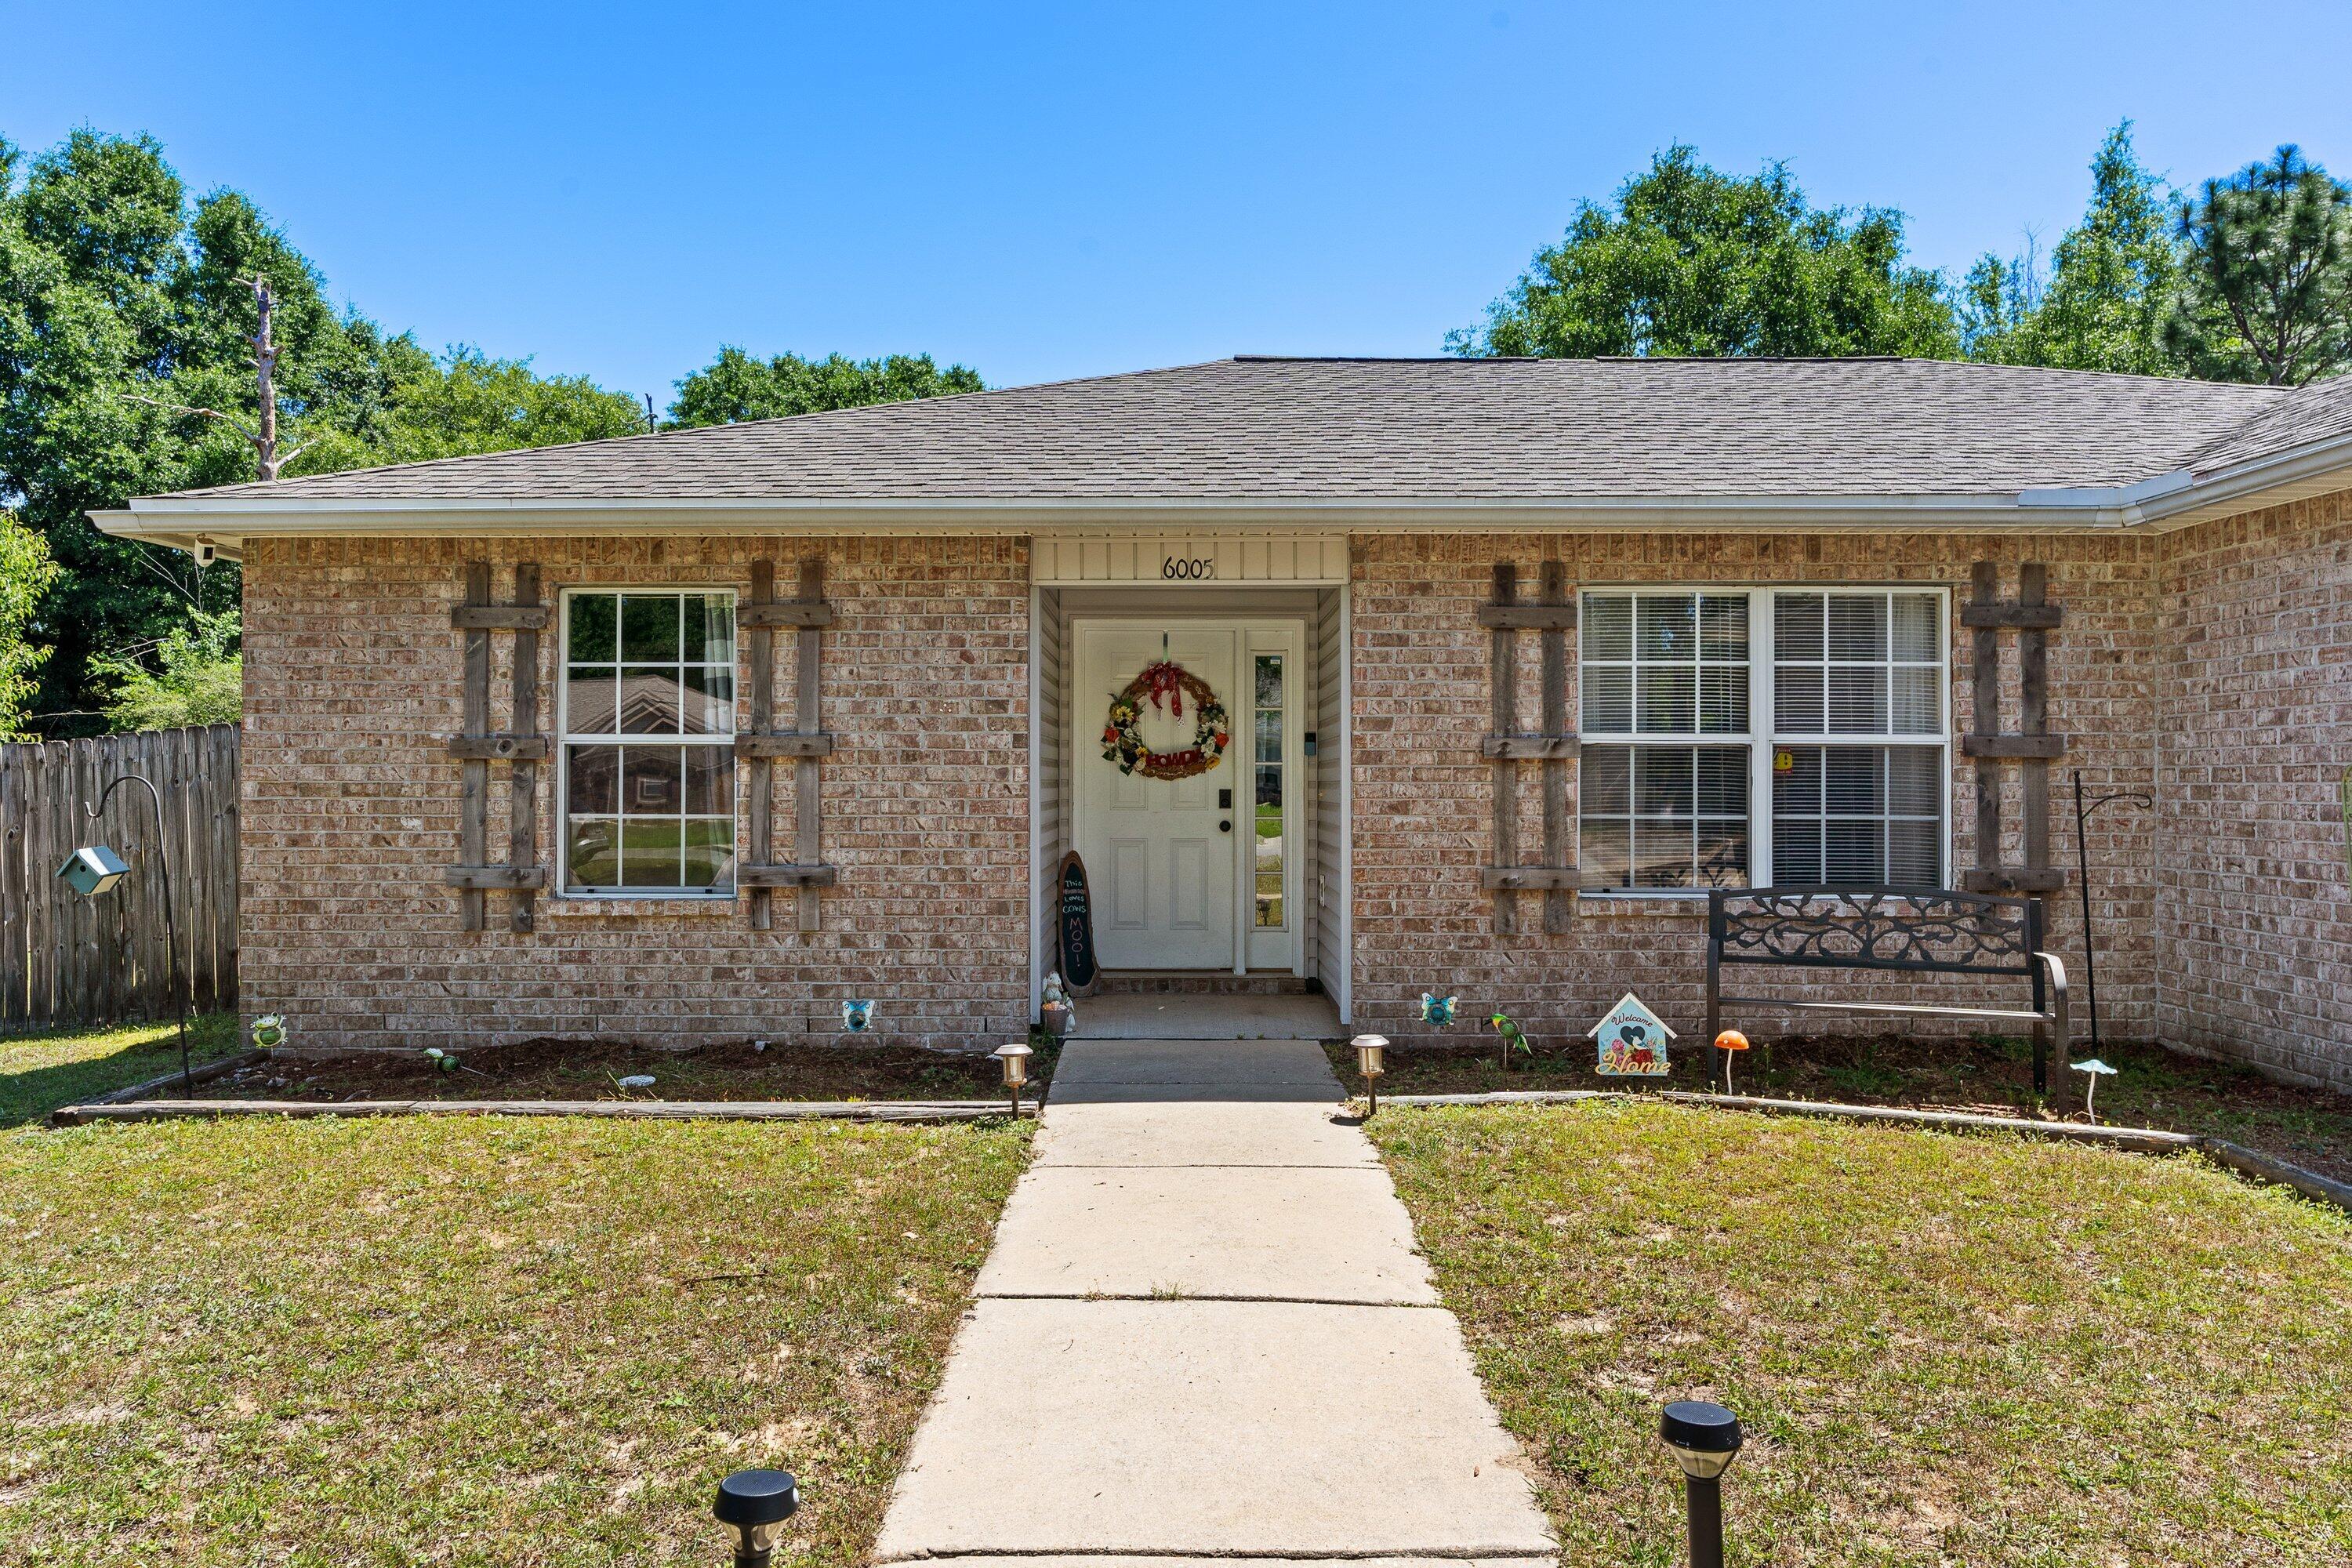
[96, 356, 2352, 1091]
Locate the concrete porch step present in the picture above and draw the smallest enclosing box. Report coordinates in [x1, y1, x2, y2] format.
[1090, 969, 1318, 996]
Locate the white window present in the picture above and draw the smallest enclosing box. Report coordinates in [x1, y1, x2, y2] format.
[1768, 590, 1946, 887]
[1578, 587, 1947, 893]
[558, 590, 738, 895]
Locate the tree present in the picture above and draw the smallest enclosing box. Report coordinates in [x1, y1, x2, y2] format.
[1448, 145, 1958, 360]
[0, 510, 59, 738]
[2165, 145, 2352, 385]
[0, 129, 652, 729]
[670, 347, 982, 426]
[1962, 124, 2184, 375]
[90, 605, 240, 731]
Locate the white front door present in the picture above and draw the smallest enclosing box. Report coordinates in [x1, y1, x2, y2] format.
[1074, 624, 1241, 970]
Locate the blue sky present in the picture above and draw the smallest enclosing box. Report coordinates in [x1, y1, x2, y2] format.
[8, 2, 2350, 404]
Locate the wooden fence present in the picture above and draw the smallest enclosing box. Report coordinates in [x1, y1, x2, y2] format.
[0, 724, 238, 1028]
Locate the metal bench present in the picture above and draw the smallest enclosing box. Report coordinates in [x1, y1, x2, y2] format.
[1704, 887, 2072, 1115]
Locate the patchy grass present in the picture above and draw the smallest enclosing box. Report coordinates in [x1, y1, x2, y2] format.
[1372, 1099, 2352, 1567]
[193, 1035, 1060, 1105]
[0, 1114, 1029, 1565]
[1329, 1033, 2352, 1183]
[0, 1012, 242, 1127]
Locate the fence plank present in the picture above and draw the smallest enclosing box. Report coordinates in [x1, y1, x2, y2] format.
[0, 745, 25, 1024]
[24, 743, 53, 1023]
[213, 722, 240, 1011]
[0, 725, 239, 1028]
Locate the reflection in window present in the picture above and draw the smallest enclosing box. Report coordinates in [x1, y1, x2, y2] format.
[562, 591, 737, 892]
[1254, 654, 1283, 928]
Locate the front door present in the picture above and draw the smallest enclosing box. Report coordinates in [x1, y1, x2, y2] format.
[1073, 624, 1240, 970]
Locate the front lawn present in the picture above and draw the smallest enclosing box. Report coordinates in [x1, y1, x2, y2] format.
[0, 1114, 1029, 1565]
[1331, 1031, 2352, 1182]
[0, 1012, 242, 1127]
[1372, 1100, 2351, 1567]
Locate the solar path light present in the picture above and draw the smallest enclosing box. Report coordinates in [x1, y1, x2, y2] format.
[59, 774, 189, 1094]
[1353, 1033, 1388, 1117]
[713, 1468, 798, 1567]
[993, 1040, 1033, 1117]
[1660, 1400, 1743, 1568]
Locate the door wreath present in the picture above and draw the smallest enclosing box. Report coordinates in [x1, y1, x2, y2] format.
[1102, 659, 1231, 780]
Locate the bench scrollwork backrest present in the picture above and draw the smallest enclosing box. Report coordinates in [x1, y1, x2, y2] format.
[1708, 887, 2039, 976]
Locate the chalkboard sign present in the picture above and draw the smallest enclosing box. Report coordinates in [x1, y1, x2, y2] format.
[1058, 851, 1099, 993]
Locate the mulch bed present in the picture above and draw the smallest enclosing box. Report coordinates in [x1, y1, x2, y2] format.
[1330, 1031, 2352, 1183]
[193, 1036, 1055, 1105]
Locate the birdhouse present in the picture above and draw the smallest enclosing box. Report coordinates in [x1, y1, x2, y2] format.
[56, 845, 129, 898]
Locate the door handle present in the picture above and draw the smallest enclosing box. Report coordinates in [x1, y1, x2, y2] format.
[1219, 820, 1232, 833]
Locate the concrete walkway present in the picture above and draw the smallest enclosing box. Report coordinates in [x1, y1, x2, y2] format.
[873, 1039, 1555, 1566]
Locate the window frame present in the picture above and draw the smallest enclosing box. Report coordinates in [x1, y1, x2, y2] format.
[1577, 584, 1951, 898]
[554, 586, 741, 900]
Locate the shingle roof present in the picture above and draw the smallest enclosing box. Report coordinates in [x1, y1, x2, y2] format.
[2181, 373, 2352, 475]
[158, 356, 2305, 505]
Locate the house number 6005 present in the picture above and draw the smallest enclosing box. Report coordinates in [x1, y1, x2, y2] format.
[1162, 555, 1216, 580]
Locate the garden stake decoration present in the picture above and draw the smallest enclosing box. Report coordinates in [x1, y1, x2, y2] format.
[841, 999, 873, 1033]
[2071, 771, 2153, 1054]
[2071, 1056, 2118, 1121]
[1421, 993, 1457, 1027]
[1712, 1029, 1750, 1095]
[60, 773, 189, 1092]
[1591, 993, 1675, 1077]
[252, 1014, 286, 1051]
[1489, 1011, 1530, 1071]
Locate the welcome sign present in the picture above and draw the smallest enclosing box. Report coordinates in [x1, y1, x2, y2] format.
[1588, 992, 1675, 1076]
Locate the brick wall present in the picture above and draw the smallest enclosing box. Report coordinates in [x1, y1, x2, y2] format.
[240, 508, 2352, 1087]
[2153, 488, 2352, 1090]
[241, 535, 1032, 1053]
[1344, 532, 2165, 1055]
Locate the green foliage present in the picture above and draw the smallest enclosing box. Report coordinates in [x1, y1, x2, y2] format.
[287, 343, 648, 475]
[670, 346, 983, 426]
[1450, 145, 1958, 360]
[0, 510, 58, 739]
[91, 605, 240, 731]
[1962, 123, 2185, 375]
[2165, 144, 2352, 385]
[0, 129, 652, 730]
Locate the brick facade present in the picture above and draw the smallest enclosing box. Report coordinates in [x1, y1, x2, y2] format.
[2153, 488, 2352, 1088]
[241, 535, 1033, 1052]
[241, 501, 2351, 1089]
[1344, 531, 2165, 1057]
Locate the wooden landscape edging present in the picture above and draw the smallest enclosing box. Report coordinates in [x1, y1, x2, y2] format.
[73, 1047, 266, 1108]
[1371, 1086, 2352, 1214]
[1482, 561, 1580, 932]
[49, 1095, 1008, 1127]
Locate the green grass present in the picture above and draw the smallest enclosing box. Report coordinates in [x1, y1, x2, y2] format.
[1330, 1032, 2352, 1184]
[0, 1114, 1030, 1565]
[1371, 1100, 2352, 1566]
[0, 1012, 242, 1127]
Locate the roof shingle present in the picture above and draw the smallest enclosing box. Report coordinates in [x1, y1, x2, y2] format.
[155, 356, 2302, 505]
